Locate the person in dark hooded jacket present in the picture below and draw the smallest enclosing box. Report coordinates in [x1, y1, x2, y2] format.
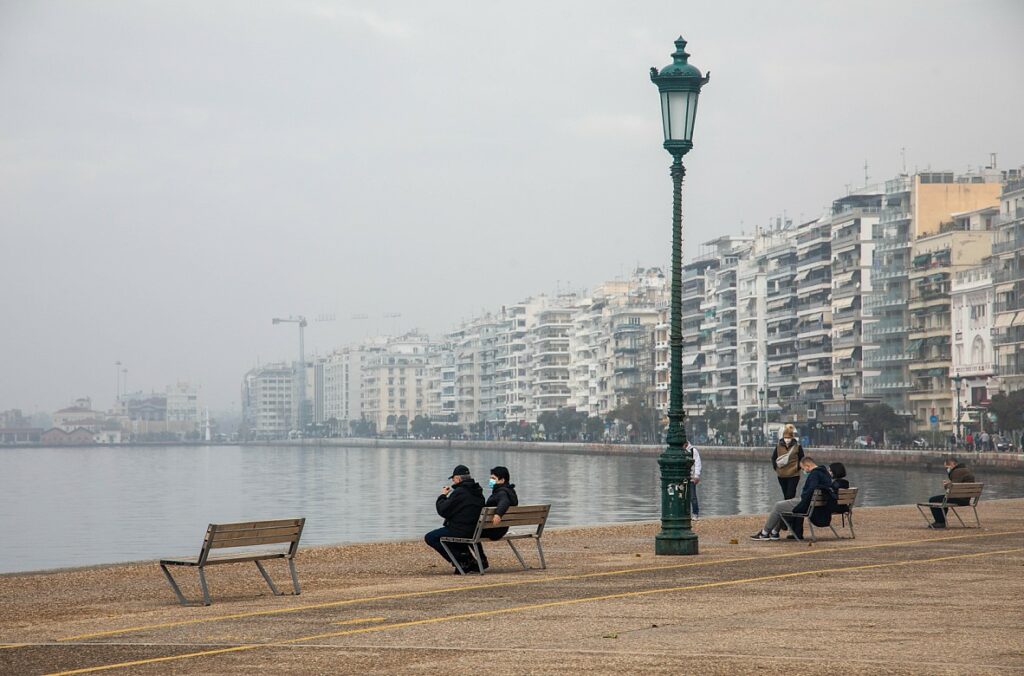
[424, 464, 485, 571]
[474, 466, 519, 572]
[751, 457, 834, 540]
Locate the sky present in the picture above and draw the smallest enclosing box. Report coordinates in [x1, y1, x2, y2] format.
[2, 0, 1023, 414]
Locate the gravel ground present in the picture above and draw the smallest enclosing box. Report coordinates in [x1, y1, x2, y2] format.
[1, 499, 1023, 675]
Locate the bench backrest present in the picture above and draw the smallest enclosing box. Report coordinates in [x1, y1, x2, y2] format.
[945, 482, 984, 503]
[199, 518, 305, 564]
[473, 504, 551, 539]
[836, 487, 858, 507]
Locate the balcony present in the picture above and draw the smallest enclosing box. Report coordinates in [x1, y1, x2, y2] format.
[993, 237, 1024, 255]
[880, 209, 912, 224]
[994, 268, 1023, 285]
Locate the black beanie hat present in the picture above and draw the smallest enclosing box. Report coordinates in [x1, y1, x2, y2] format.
[450, 464, 470, 480]
[490, 466, 510, 483]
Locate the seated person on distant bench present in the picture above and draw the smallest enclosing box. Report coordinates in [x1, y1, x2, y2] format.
[476, 465, 520, 572]
[829, 462, 850, 515]
[751, 457, 833, 541]
[927, 456, 975, 529]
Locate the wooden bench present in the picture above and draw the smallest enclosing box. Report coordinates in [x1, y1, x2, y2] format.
[159, 518, 305, 606]
[440, 504, 550, 575]
[916, 482, 984, 528]
[779, 487, 858, 542]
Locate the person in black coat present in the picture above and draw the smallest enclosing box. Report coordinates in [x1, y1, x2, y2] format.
[424, 464, 485, 572]
[829, 462, 851, 515]
[475, 466, 519, 571]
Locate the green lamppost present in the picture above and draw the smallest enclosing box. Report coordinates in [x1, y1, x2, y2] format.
[650, 36, 709, 555]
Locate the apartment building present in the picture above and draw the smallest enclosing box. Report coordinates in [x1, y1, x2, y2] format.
[793, 217, 833, 428]
[360, 332, 434, 433]
[865, 170, 1003, 426]
[241, 363, 295, 439]
[823, 190, 882, 437]
[530, 305, 574, 418]
[951, 264, 996, 432]
[992, 171, 1024, 394]
[764, 226, 799, 423]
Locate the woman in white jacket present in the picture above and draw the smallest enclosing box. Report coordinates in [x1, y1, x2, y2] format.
[685, 440, 702, 518]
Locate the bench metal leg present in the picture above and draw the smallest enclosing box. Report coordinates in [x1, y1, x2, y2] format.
[255, 560, 282, 596]
[160, 564, 190, 606]
[847, 512, 855, 539]
[915, 503, 936, 526]
[949, 506, 968, 528]
[534, 537, 546, 570]
[506, 540, 529, 570]
[439, 540, 467, 575]
[972, 505, 981, 528]
[288, 558, 301, 594]
[198, 567, 211, 606]
[468, 544, 485, 576]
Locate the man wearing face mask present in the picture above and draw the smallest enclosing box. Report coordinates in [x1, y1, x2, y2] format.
[424, 464, 485, 572]
[474, 466, 519, 572]
[926, 457, 976, 529]
[751, 456, 832, 541]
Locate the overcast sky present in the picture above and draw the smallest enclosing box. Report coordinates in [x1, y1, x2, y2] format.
[2, 0, 1022, 414]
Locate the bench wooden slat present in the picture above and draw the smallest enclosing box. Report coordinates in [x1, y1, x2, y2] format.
[211, 519, 303, 532]
[946, 483, 983, 498]
[211, 526, 303, 542]
[209, 534, 299, 549]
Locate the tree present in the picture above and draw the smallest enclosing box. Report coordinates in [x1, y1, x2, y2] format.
[608, 397, 658, 442]
[410, 415, 432, 438]
[858, 403, 902, 443]
[705, 402, 737, 440]
[988, 391, 1024, 433]
[585, 416, 605, 441]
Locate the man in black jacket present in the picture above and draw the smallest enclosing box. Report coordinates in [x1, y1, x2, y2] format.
[751, 457, 833, 541]
[424, 464, 485, 572]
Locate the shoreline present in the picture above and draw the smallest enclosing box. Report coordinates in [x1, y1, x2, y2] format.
[251, 437, 1024, 474]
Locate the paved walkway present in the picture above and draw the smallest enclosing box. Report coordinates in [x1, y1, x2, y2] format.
[2, 499, 1023, 675]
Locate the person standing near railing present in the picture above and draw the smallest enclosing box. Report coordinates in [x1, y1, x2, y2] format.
[772, 423, 804, 500]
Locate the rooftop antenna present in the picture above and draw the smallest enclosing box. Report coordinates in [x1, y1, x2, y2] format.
[864, 159, 870, 185]
[900, 147, 907, 174]
[989, 152, 997, 170]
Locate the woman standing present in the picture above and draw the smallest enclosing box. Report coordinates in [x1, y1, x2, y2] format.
[772, 423, 804, 499]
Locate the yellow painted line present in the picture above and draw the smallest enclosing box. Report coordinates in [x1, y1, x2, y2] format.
[45, 546, 1023, 676]
[56, 527, 1024, 642]
[330, 616, 385, 626]
[0, 643, 28, 649]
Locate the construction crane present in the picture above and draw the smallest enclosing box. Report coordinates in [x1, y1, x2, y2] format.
[272, 316, 308, 432]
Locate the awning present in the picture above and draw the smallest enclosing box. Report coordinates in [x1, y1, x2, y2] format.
[906, 338, 925, 353]
[994, 312, 1015, 328]
[833, 320, 855, 333]
[833, 271, 856, 285]
[929, 273, 946, 283]
[793, 270, 810, 283]
[1014, 312, 1024, 327]
[803, 312, 823, 324]
[913, 253, 932, 266]
[834, 296, 856, 311]
[768, 363, 785, 375]
[767, 298, 790, 311]
[927, 368, 947, 377]
[834, 347, 856, 360]
[995, 282, 1016, 294]
[682, 353, 701, 366]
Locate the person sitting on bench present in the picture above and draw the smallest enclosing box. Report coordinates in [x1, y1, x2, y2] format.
[474, 465, 519, 572]
[751, 456, 832, 541]
[424, 464, 485, 572]
[927, 457, 975, 529]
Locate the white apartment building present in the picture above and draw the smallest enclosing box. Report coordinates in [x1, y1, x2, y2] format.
[530, 305, 574, 417]
[951, 265, 996, 433]
[793, 218, 833, 431]
[321, 340, 383, 433]
[360, 332, 434, 433]
[242, 363, 295, 439]
[764, 225, 799, 422]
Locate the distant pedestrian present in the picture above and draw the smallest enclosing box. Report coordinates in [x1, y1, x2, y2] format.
[772, 423, 804, 500]
[925, 456, 976, 529]
[965, 432, 974, 451]
[475, 466, 519, 572]
[685, 440, 702, 518]
[980, 431, 990, 452]
[424, 464, 485, 573]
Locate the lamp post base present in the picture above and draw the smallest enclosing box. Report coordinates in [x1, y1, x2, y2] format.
[655, 532, 699, 556]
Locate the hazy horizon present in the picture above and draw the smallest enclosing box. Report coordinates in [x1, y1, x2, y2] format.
[3, 1, 1023, 413]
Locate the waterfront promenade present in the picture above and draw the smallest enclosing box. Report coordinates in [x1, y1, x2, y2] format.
[2, 499, 1022, 675]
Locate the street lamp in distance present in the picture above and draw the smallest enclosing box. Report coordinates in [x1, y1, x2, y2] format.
[952, 372, 964, 442]
[650, 36, 709, 556]
[840, 378, 849, 446]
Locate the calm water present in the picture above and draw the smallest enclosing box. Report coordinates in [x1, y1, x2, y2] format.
[2, 444, 1022, 574]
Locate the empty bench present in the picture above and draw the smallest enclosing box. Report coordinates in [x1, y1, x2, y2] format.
[916, 482, 984, 528]
[779, 487, 858, 542]
[160, 518, 305, 606]
[441, 504, 550, 576]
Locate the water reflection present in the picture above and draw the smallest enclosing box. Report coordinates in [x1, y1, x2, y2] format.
[1, 445, 1021, 573]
